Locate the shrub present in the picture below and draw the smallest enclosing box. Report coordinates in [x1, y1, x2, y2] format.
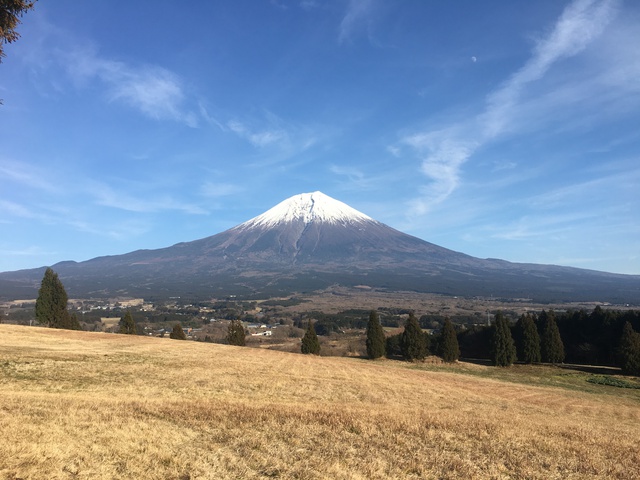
[226, 320, 246, 346]
[170, 324, 187, 340]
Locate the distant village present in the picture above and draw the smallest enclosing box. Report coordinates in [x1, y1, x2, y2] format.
[0, 296, 300, 344]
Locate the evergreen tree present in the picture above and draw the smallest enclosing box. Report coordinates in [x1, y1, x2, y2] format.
[365, 310, 386, 359]
[438, 317, 460, 362]
[517, 313, 541, 364]
[169, 323, 187, 340]
[35, 267, 71, 329]
[226, 320, 246, 346]
[618, 322, 640, 376]
[385, 333, 402, 358]
[490, 312, 517, 367]
[541, 311, 565, 364]
[60, 311, 82, 330]
[0, 1, 36, 63]
[118, 310, 137, 335]
[401, 313, 428, 361]
[301, 321, 320, 355]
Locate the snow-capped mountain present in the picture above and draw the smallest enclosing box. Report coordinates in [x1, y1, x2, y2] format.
[236, 191, 375, 229]
[1, 192, 639, 302]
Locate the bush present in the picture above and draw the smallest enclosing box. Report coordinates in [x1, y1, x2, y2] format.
[227, 320, 246, 346]
[170, 324, 187, 340]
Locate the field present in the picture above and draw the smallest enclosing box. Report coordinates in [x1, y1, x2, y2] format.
[1, 325, 639, 479]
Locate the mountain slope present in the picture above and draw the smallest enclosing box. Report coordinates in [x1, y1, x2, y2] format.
[1, 192, 639, 302]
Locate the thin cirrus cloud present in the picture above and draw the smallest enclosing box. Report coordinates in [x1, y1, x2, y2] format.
[401, 0, 620, 217]
[60, 45, 198, 127]
[89, 182, 208, 215]
[338, 0, 375, 43]
[0, 159, 61, 193]
[227, 120, 286, 148]
[199, 182, 243, 198]
[0, 200, 37, 220]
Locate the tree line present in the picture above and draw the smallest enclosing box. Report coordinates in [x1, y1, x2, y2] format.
[31, 268, 640, 375]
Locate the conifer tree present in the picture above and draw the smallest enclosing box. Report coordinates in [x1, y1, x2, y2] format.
[301, 320, 320, 355]
[517, 313, 541, 364]
[226, 319, 246, 346]
[35, 267, 71, 329]
[60, 311, 82, 330]
[541, 311, 564, 364]
[169, 323, 187, 340]
[618, 322, 640, 376]
[118, 310, 137, 335]
[438, 317, 460, 362]
[401, 313, 427, 361]
[490, 312, 517, 367]
[0, 1, 35, 63]
[365, 310, 386, 359]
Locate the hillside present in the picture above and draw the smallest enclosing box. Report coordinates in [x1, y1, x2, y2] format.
[1, 325, 639, 479]
[1, 192, 639, 303]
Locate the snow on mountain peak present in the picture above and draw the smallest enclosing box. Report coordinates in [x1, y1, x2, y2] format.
[237, 191, 374, 229]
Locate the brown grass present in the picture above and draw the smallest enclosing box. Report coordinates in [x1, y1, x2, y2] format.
[1, 325, 639, 479]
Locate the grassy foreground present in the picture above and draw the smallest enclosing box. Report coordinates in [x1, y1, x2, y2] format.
[1, 325, 639, 479]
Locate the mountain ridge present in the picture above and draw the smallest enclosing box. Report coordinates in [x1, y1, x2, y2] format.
[1, 192, 639, 303]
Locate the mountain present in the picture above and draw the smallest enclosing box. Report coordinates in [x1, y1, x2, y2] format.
[1, 191, 639, 303]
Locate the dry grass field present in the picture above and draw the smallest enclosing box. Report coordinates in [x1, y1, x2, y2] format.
[1, 325, 639, 479]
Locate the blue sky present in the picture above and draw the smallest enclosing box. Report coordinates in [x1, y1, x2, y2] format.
[1, 0, 639, 275]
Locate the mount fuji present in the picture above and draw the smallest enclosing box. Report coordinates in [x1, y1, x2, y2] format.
[1, 191, 639, 302]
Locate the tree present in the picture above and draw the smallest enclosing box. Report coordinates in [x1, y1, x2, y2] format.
[385, 332, 402, 358]
[226, 320, 246, 346]
[35, 267, 71, 329]
[118, 310, 136, 335]
[618, 322, 640, 376]
[541, 311, 565, 364]
[1, 0, 35, 104]
[0, 0, 35, 62]
[517, 313, 541, 364]
[365, 310, 386, 359]
[490, 311, 517, 367]
[60, 311, 81, 330]
[301, 320, 320, 355]
[401, 313, 428, 361]
[438, 318, 460, 362]
[169, 323, 186, 340]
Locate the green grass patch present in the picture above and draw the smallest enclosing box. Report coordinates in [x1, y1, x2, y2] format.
[587, 375, 640, 389]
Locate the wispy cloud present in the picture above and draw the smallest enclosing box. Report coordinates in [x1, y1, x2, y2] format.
[339, 0, 374, 43]
[300, 0, 319, 10]
[481, 0, 619, 139]
[67, 219, 151, 240]
[89, 182, 208, 215]
[398, 0, 620, 216]
[0, 200, 37, 219]
[0, 159, 60, 193]
[0, 245, 57, 257]
[227, 120, 286, 147]
[63, 46, 198, 126]
[199, 182, 243, 198]
[222, 112, 319, 168]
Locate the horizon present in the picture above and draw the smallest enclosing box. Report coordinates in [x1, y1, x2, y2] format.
[1, 1, 639, 275]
